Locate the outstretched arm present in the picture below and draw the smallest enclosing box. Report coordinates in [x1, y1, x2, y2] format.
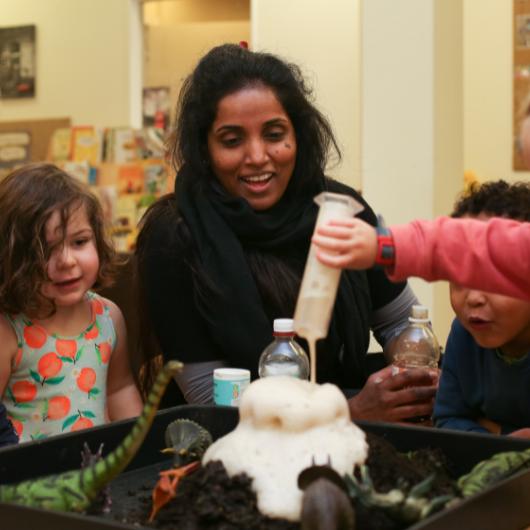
[313, 216, 530, 300]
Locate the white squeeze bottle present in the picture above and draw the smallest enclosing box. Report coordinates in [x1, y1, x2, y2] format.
[293, 192, 364, 383]
[390, 305, 440, 372]
[258, 319, 309, 379]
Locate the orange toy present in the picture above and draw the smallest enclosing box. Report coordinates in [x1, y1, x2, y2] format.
[148, 460, 200, 522]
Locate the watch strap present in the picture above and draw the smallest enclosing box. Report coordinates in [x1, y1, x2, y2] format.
[375, 225, 395, 267]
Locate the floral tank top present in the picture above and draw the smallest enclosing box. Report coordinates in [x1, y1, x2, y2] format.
[3, 292, 115, 443]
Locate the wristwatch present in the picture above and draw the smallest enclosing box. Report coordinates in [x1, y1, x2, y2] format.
[375, 225, 395, 267]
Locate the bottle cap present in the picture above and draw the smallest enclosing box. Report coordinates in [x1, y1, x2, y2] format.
[273, 318, 295, 333]
[410, 304, 429, 322]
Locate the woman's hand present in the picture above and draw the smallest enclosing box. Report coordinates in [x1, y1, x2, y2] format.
[348, 366, 438, 423]
[312, 218, 378, 270]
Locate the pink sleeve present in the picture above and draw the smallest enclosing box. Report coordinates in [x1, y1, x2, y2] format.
[387, 217, 530, 301]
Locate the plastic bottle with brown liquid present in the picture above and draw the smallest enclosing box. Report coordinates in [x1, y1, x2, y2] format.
[390, 305, 440, 371]
[389, 304, 440, 424]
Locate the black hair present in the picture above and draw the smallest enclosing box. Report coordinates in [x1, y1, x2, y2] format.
[452, 180, 530, 221]
[169, 43, 340, 193]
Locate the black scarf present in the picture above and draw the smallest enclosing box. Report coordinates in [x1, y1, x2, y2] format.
[176, 165, 373, 388]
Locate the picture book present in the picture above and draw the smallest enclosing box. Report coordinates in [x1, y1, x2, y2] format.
[71, 126, 102, 165]
[118, 163, 144, 195]
[48, 127, 72, 162]
[111, 127, 137, 164]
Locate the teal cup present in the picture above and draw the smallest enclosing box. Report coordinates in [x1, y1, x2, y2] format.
[213, 368, 250, 407]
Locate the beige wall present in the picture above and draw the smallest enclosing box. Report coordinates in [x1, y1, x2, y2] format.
[363, 0, 463, 345]
[433, 0, 464, 347]
[143, 0, 250, 122]
[251, 0, 362, 190]
[1, 0, 138, 127]
[464, 0, 530, 183]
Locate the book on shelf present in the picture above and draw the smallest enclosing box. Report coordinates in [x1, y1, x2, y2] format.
[107, 127, 137, 164]
[48, 128, 72, 162]
[62, 160, 91, 185]
[92, 185, 118, 226]
[118, 163, 144, 195]
[113, 194, 140, 252]
[142, 158, 168, 195]
[135, 127, 166, 159]
[70, 126, 103, 165]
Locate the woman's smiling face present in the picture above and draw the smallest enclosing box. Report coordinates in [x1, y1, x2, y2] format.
[207, 84, 297, 211]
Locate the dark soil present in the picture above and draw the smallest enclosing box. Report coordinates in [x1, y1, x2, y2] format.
[364, 433, 457, 496]
[108, 432, 459, 530]
[354, 433, 459, 530]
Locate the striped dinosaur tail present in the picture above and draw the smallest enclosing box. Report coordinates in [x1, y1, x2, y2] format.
[0, 360, 183, 512]
[84, 360, 183, 495]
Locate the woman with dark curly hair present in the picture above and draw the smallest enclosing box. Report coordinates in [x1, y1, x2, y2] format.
[0, 163, 142, 444]
[136, 43, 437, 421]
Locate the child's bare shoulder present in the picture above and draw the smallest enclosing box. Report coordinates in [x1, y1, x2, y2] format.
[98, 296, 124, 322]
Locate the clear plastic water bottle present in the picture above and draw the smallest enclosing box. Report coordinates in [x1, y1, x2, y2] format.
[258, 319, 310, 379]
[390, 305, 440, 372]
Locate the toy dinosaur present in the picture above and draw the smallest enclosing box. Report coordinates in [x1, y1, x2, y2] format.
[458, 447, 530, 498]
[0, 360, 183, 512]
[161, 418, 213, 467]
[149, 418, 213, 521]
[344, 465, 453, 524]
[149, 460, 200, 522]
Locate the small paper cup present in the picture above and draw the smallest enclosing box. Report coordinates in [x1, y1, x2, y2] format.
[213, 368, 250, 407]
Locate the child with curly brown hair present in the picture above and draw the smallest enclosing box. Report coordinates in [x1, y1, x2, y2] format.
[312, 180, 530, 436]
[0, 163, 142, 443]
[433, 180, 530, 437]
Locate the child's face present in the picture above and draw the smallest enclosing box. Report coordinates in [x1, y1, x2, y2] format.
[41, 205, 99, 308]
[450, 284, 530, 357]
[450, 212, 530, 357]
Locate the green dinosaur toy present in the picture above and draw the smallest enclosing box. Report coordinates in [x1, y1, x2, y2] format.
[458, 447, 530, 498]
[0, 360, 183, 512]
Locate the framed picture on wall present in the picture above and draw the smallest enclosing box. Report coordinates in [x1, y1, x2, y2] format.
[142, 86, 170, 131]
[0, 25, 36, 99]
[513, 1, 530, 169]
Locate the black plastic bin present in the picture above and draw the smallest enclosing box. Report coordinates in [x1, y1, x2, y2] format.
[2, 405, 530, 530]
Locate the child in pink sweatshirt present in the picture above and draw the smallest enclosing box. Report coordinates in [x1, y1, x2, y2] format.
[313, 181, 530, 437]
[429, 181, 530, 436]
